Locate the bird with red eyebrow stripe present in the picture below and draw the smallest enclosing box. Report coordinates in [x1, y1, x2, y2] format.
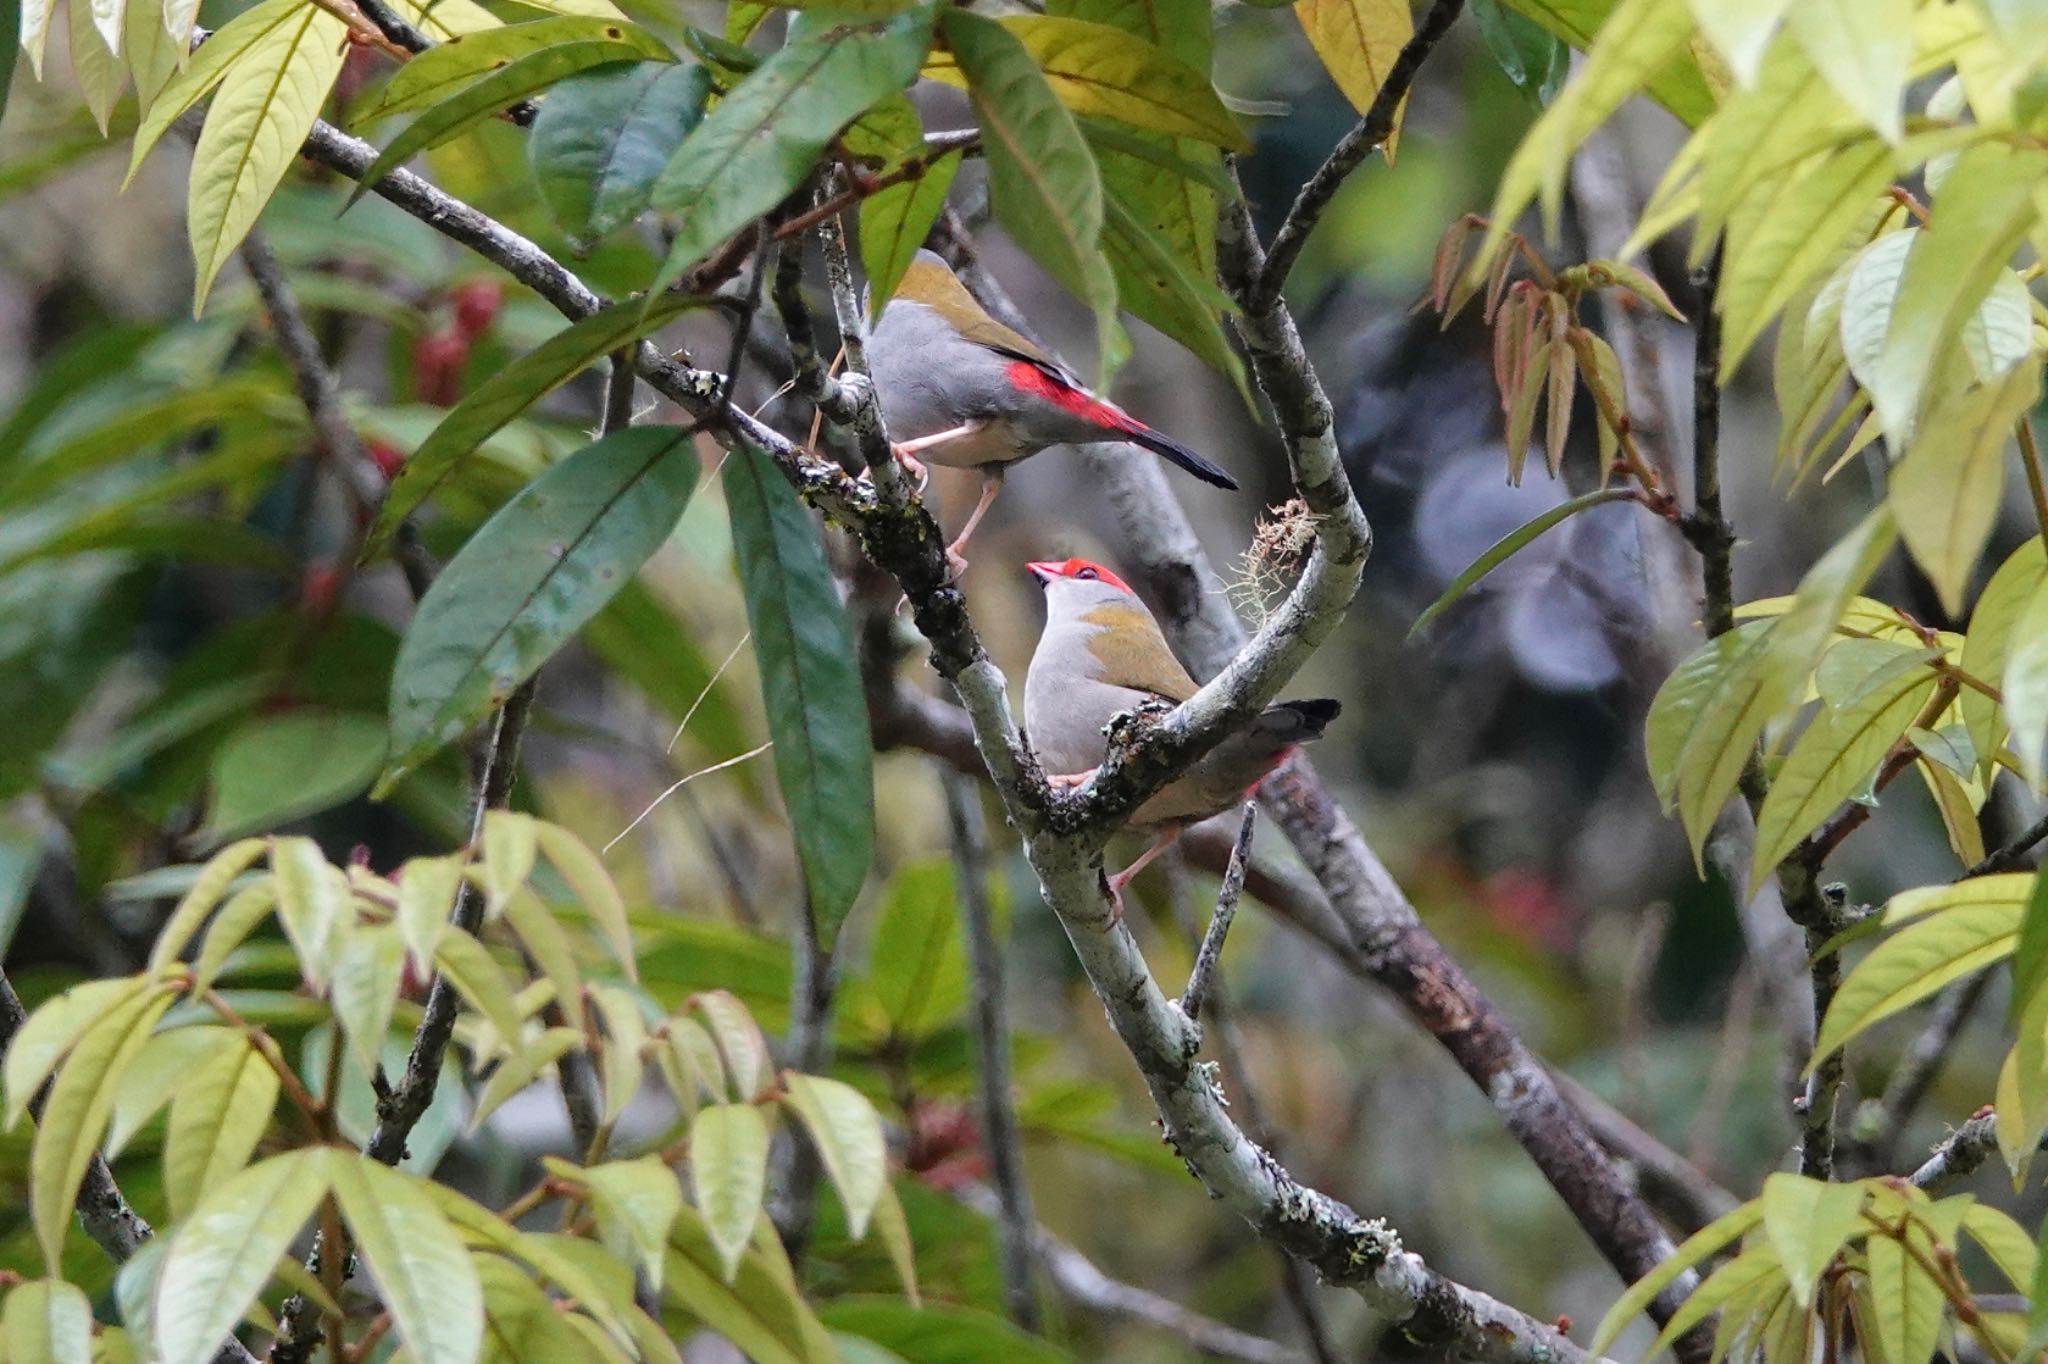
[1024, 557, 1339, 917]
[867, 251, 1238, 573]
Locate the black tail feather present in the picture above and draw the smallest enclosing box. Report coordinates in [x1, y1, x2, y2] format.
[1261, 698, 1341, 742]
[1127, 426, 1239, 490]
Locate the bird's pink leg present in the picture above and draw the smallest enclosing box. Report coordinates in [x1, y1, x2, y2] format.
[1107, 829, 1181, 923]
[893, 420, 986, 463]
[942, 469, 1005, 579]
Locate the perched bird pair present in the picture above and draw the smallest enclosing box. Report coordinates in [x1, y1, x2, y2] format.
[1025, 557, 1340, 914]
[868, 250, 1238, 571]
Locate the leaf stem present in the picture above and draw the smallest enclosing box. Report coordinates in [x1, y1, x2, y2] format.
[2017, 414, 2048, 543]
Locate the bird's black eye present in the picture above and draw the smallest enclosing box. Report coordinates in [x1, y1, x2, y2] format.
[1077, 567, 1098, 580]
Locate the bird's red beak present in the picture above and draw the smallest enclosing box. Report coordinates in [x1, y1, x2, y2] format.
[1026, 561, 1059, 586]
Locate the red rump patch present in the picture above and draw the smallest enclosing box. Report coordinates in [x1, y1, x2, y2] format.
[1006, 360, 1139, 432]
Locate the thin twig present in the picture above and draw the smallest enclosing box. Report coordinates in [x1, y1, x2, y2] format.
[1964, 807, 2048, 876]
[1181, 804, 1256, 1023]
[943, 767, 1039, 1331]
[769, 893, 837, 1259]
[1681, 245, 1735, 639]
[2018, 415, 2048, 543]
[1254, 0, 1467, 309]
[1847, 970, 1991, 1174]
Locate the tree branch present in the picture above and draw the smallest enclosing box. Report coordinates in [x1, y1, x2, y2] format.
[1181, 804, 1256, 1024]
[1254, 0, 1468, 309]
[1909, 1111, 1999, 1194]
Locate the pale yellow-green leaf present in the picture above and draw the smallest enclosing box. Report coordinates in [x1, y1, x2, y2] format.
[1917, 758, 1988, 868]
[163, 1033, 280, 1218]
[1754, 505, 1898, 705]
[1760, 1172, 1866, 1306]
[1863, 1229, 1946, 1364]
[20, 0, 56, 77]
[689, 1102, 769, 1282]
[1784, 0, 1911, 140]
[153, 1155, 327, 1364]
[31, 984, 173, 1268]
[471, 1026, 583, 1130]
[70, 0, 127, 135]
[4, 976, 150, 1127]
[395, 851, 463, 974]
[1883, 872, 2032, 926]
[126, 0, 300, 180]
[1996, 1033, 2044, 1184]
[533, 820, 634, 981]
[269, 835, 348, 989]
[473, 1254, 593, 1364]
[1961, 536, 2044, 778]
[871, 1180, 919, 1305]
[1870, 141, 2048, 438]
[655, 1016, 726, 1115]
[1816, 903, 2023, 1059]
[1960, 268, 2035, 382]
[2, 1278, 93, 1364]
[501, 887, 585, 1032]
[147, 839, 267, 980]
[778, 1072, 887, 1239]
[1686, 0, 1791, 84]
[1646, 622, 1770, 811]
[692, 989, 770, 1099]
[331, 923, 407, 1072]
[84, 0, 124, 53]
[107, 1025, 238, 1157]
[1892, 359, 2036, 617]
[1295, 0, 1410, 132]
[665, 1207, 836, 1364]
[190, 880, 279, 996]
[389, 0, 500, 39]
[1749, 666, 1936, 887]
[185, 5, 349, 311]
[330, 1156, 484, 1364]
[579, 1155, 683, 1291]
[1588, 1200, 1766, 1355]
[427, 1195, 636, 1350]
[2004, 574, 2048, 788]
[1962, 1202, 2037, 1290]
[433, 928, 529, 1057]
[479, 809, 538, 913]
[1696, 34, 1844, 252]
[1645, 1240, 1781, 1360]
[1839, 227, 1916, 395]
[591, 984, 649, 1125]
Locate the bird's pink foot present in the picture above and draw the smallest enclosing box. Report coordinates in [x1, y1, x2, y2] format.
[1045, 771, 1092, 792]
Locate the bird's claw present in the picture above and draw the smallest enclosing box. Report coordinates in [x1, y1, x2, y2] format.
[889, 445, 932, 491]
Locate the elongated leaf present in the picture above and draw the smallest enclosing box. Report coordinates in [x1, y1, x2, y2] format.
[1784, 0, 1910, 141]
[1963, 536, 2045, 777]
[32, 985, 174, 1267]
[1645, 1242, 1782, 1360]
[2011, 869, 2048, 1030]
[364, 294, 703, 553]
[866, 861, 967, 1040]
[382, 425, 700, 788]
[1296, 0, 1411, 137]
[1892, 360, 2036, 617]
[666, 1207, 830, 1364]
[125, 0, 302, 178]
[578, 1155, 683, 1290]
[0, 1279, 91, 1364]
[362, 16, 669, 119]
[944, 7, 1124, 381]
[529, 61, 712, 245]
[590, 984, 649, 1124]
[69, 0, 124, 136]
[2007, 576, 2048, 790]
[433, 928, 529, 1053]
[196, 711, 385, 847]
[533, 819, 635, 979]
[1588, 1200, 1765, 1355]
[779, 1073, 886, 1239]
[690, 1102, 770, 1281]
[330, 1156, 484, 1364]
[331, 924, 408, 1071]
[860, 150, 963, 325]
[0, 377, 290, 508]
[1964, 1203, 2038, 1291]
[480, 809, 538, 912]
[1749, 667, 1937, 886]
[417, 1182, 636, 1345]
[1760, 1173, 1865, 1306]
[128, 0, 189, 116]
[472, 1026, 583, 1128]
[353, 39, 680, 206]
[1099, 183, 1247, 395]
[501, 890, 586, 1031]
[1646, 622, 1770, 810]
[1864, 1228, 1946, 1364]
[1410, 488, 1637, 639]
[1816, 901, 2026, 1060]
[395, 851, 465, 972]
[155, 1157, 330, 1364]
[186, 5, 350, 309]
[145, 837, 268, 977]
[723, 444, 873, 941]
[270, 835, 348, 989]
[647, 8, 932, 292]
[108, 1027, 239, 1156]
[163, 1035, 280, 1218]
[692, 990, 768, 1100]
[191, 882, 281, 995]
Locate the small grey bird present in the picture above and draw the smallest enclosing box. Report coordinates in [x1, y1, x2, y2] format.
[867, 251, 1238, 568]
[1023, 557, 1339, 914]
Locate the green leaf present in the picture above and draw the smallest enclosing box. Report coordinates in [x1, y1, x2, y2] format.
[125, 0, 302, 180]
[589, 983, 650, 1123]
[1644, 1242, 1781, 1361]
[1864, 1226, 1947, 1364]
[944, 7, 1125, 383]
[647, 8, 933, 293]
[1683, 0, 1789, 84]
[1473, 0, 1569, 105]
[2011, 867, 2048, 1030]
[533, 819, 635, 980]
[479, 808, 539, 912]
[1587, 1200, 1765, 1355]
[381, 425, 700, 789]
[0, 1279, 91, 1364]
[1295, 0, 1412, 134]
[2006, 574, 2048, 790]
[1099, 182, 1247, 396]
[0, 0, 21, 128]
[665, 1206, 832, 1364]
[352, 37, 680, 207]
[329, 1155, 484, 1364]
[1893, 362, 2036, 618]
[723, 444, 874, 942]
[1965, 1203, 2039, 1291]
[577, 1155, 683, 1291]
[500, 889, 586, 1032]
[471, 1026, 583, 1129]
[395, 851, 465, 973]
[270, 834, 348, 989]
[1963, 536, 2043, 776]
[473, 1255, 596, 1364]
[1749, 665, 1936, 886]
[1646, 621, 1770, 810]
[778, 1072, 887, 1239]
[689, 1102, 770, 1281]
[153, 1149, 332, 1364]
[1409, 488, 1638, 640]
[68, 0, 124, 136]
[108, 1026, 239, 1156]
[866, 861, 968, 1040]
[529, 61, 713, 246]
[185, 5, 351, 309]
[419, 1183, 637, 1346]
[1871, 142, 2048, 438]
[433, 928, 529, 1053]
[859, 149, 963, 325]
[1783, 0, 1910, 141]
[0, 376, 290, 509]
[163, 1033, 280, 1218]
[820, 1298, 1072, 1364]
[361, 16, 669, 119]
[127, 0, 190, 116]
[692, 989, 771, 1099]
[144, 838, 269, 978]
[363, 293, 703, 554]
[1760, 1173, 1865, 1306]
[331, 923, 408, 1071]
[1816, 897, 2028, 1061]
[870, 1181, 919, 1305]
[194, 711, 385, 848]
[31, 984, 175, 1268]
[191, 881, 282, 996]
